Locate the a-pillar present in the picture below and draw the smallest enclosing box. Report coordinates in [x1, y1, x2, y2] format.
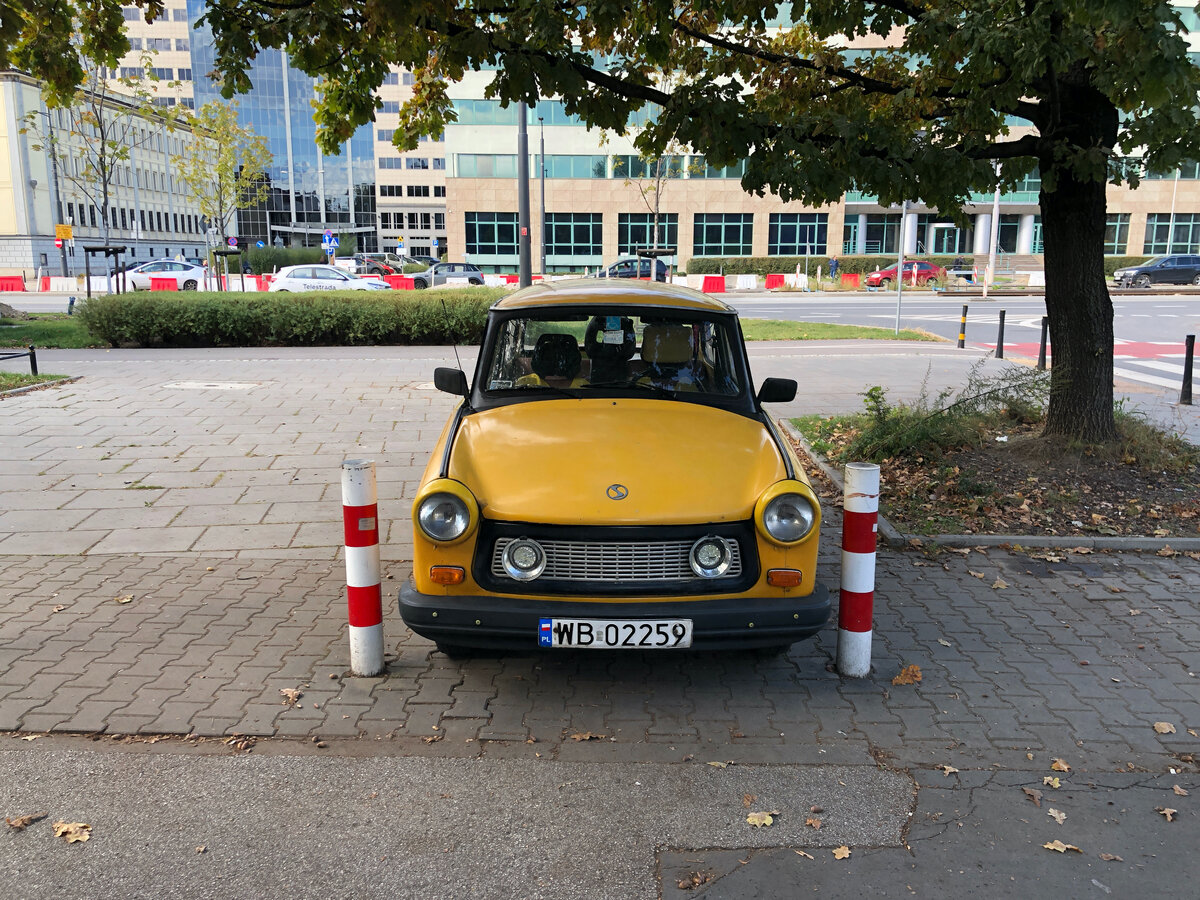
[973, 213, 993, 254]
[1016, 214, 1037, 254]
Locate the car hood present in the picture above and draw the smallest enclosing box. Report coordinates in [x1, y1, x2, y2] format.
[447, 399, 787, 525]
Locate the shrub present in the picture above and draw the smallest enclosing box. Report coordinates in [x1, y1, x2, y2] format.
[244, 246, 326, 274]
[686, 255, 963, 277]
[76, 288, 504, 347]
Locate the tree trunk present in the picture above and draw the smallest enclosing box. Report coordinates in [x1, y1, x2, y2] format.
[1038, 165, 1117, 443]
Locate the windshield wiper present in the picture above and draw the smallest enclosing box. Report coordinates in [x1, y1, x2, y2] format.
[587, 378, 678, 399]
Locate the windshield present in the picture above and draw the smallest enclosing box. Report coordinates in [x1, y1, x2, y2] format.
[482, 309, 745, 399]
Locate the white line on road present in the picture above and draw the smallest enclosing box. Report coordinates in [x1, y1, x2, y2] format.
[1113, 367, 1184, 389]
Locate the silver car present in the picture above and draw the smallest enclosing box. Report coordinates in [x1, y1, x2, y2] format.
[411, 262, 485, 289]
[128, 259, 208, 291]
[268, 264, 393, 292]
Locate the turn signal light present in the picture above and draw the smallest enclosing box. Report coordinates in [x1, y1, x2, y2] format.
[429, 566, 465, 585]
[767, 568, 803, 588]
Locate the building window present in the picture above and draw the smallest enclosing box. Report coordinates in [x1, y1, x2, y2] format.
[379, 185, 402, 197]
[90, 206, 97, 227]
[434, 186, 446, 197]
[177, 68, 192, 81]
[377, 129, 394, 142]
[1143, 213, 1200, 254]
[1103, 213, 1130, 255]
[175, 38, 190, 51]
[128, 37, 142, 50]
[378, 158, 404, 168]
[120, 208, 128, 230]
[172, 7, 188, 20]
[402, 72, 416, 85]
[544, 213, 603, 257]
[433, 158, 445, 170]
[768, 213, 828, 255]
[689, 158, 747, 179]
[406, 185, 430, 197]
[405, 157, 429, 170]
[618, 213, 678, 254]
[528, 100, 585, 126]
[453, 99, 520, 126]
[380, 101, 400, 114]
[693, 213, 753, 256]
[122, 7, 140, 21]
[611, 156, 684, 179]
[465, 212, 519, 256]
[543, 155, 607, 178]
[456, 154, 517, 178]
[379, 213, 392, 229]
[382, 72, 399, 86]
[147, 37, 171, 51]
[434, 213, 445, 230]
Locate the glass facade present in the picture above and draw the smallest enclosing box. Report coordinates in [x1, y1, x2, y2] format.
[768, 213, 827, 255]
[1104, 213, 1131, 254]
[544, 213, 603, 266]
[187, 0, 376, 250]
[456, 155, 518, 178]
[465, 211, 519, 261]
[693, 213, 753, 256]
[618, 213, 678, 254]
[1144, 213, 1200, 254]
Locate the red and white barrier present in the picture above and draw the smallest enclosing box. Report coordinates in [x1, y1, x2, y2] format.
[341, 459, 385, 676]
[837, 462, 880, 677]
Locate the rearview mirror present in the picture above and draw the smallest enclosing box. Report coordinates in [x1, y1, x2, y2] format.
[434, 367, 469, 396]
[756, 377, 797, 404]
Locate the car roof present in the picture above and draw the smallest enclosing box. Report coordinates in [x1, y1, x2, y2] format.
[493, 278, 735, 312]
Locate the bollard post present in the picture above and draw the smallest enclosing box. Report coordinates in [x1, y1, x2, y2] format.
[1182, 334, 1195, 406]
[995, 309, 1006, 359]
[341, 459, 385, 676]
[28, 345, 37, 376]
[957, 305, 968, 349]
[68, 296, 76, 316]
[1037, 316, 1049, 370]
[837, 462, 880, 678]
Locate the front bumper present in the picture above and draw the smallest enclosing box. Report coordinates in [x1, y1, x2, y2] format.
[398, 580, 831, 651]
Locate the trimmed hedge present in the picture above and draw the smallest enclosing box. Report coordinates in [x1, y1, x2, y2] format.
[244, 246, 327, 274]
[1103, 255, 1151, 276]
[686, 254, 965, 276]
[76, 288, 506, 348]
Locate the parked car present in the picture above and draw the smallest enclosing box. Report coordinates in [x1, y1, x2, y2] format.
[864, 260, 946, 287]
[267, 264, 393, 292]
[350, 254, 396, 276]
[596, 257, 669, 282]
[411, 262, 485, 289]
[1112, 255, 1200, 288]
[400, 280, 829, 656]
[126, 259, 208, 291]
[407, 254, 441, 267]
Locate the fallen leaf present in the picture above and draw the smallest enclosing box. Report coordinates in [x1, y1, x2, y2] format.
[52, 605, 66, 613]
[1107, 585, 1123, 594]
[570, 732, 605, 742]
[421, 734, 443, 744]
[19, 735, 42, 742]
[832, 846, 851, 860]
[53, 821, 91, 843]
[114, 594, 133, 604]
[1042, 840, 1081, 853]
[1173, 785, 1189, 797]
[742, 794, 757, 809]
[1152, 722, 1176, 735]
[1048, 808, 1067, 825]
[805, 817, 822, 829]
[992, 578, 1009, 590]
[1129, 608, 1142, 616]
[1190, 729, 1199, 738]
[1156, 807, 1177, 822]
[937, 638, 952, 647]
[1157, 546, 1178, 558]
[794, 850, 814, 860]
[1043, 776, 1061, 789]
[937, 764, 959, 777]
[746, 811, 774, 827]
[1098, 853, 1123, 862]
[196, 845, 206, 854]
[968, 570, 985, 579]
[1022, 787, 1043, 807]
[706, 761, 729, 768]
[279, 688, 302, 707]
[1050, 758, 1071, 773]
[5, 812, 47, 830]
[892, 664, 922, 685]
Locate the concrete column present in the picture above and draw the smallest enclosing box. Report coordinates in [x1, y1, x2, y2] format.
[904, 212, 919, 255]
[973, 214, 992, 254]
[855, 213, 867, 255]
[1016, 213, 1036, 254]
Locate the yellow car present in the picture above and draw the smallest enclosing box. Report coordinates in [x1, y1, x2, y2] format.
[401, 280, 829, 654]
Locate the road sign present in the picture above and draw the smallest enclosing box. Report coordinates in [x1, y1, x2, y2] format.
[323, 230, 333, 240]
[397, 240, 404, 250]
[432, 237, 439, 247]
[54, 238, 63, 249]
[227, 237, 238, 247]
[255, 240, 265, 248]
[55, 224, 73, 240]
[322, 236, 339, 249]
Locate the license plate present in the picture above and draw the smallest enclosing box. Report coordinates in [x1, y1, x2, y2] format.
[538, 618, 693, 649]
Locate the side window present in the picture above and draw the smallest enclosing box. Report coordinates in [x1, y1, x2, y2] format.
[291, 267, 311, 279]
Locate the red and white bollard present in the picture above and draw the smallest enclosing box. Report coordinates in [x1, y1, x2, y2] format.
[837, 462, 880, 677]
[341, 459, 385, 676]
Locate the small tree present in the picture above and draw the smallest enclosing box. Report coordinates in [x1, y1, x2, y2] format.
[173, 101, 273, 255]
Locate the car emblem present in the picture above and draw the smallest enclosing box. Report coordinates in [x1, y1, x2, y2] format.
[606, 483, 629, 501]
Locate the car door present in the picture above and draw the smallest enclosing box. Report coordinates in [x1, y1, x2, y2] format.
[1184, 256, 1200, 285]
[130, 262, 161, 290]
[1153, 257, 1179, 284]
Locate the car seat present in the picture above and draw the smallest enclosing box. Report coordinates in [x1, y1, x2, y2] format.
[584, 315, 637, 383]
[638, 323, 700, 391]
[516, 333, 586, 388]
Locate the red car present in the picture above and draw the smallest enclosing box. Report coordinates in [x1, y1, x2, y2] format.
[864, 260, 946, 287]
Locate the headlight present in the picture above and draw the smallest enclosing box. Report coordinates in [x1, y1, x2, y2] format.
[689, 536, 733, 578]
[417, 492, 470, 541]
[763, 493, 817, 543]
[501, 538, 546, 581]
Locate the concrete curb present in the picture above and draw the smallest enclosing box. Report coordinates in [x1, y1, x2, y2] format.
[777, 418, 1200, 552]
[0, 375, 81, 399]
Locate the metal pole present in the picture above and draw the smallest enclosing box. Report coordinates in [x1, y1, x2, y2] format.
[983, 162, 1001, 300]
[539, 116, 546, 277]
[894, 199, 907, 334]
[517, 102, 531, 287]
[44, 108, 69, 276]
[1181, 334, 1195, 405]
[1037, 316, 1049, 370]
[996, 309, 1006, 359]
[28, 345, 37, 376]
[957, 305, 968, 349]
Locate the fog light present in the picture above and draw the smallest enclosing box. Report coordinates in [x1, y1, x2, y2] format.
[689, 536, 732, 578]
[767, 568, 803, 588]
[429, 566, 464, 585]
[502, 538, 546, 581]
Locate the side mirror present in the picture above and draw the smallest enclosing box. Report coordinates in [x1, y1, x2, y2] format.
[756, 377, 797, 404]
[434, 367, 469, 396]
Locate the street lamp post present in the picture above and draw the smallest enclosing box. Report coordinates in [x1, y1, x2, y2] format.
[517, 102, 531, 287]
[539, 116, 546, 277]
[894, 198, 908, 334]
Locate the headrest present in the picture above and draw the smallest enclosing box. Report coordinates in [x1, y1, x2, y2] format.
[641, 324, 693, 365]
[531, 332, 581, 378]
[584, 315, 637, 361]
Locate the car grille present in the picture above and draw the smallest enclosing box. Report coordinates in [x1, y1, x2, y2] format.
[491, 537, 743, 583]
